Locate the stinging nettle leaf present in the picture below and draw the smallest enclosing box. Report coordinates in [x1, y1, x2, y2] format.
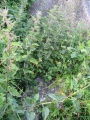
[34, 93, 39, 101]
[0, 104, 8, 119]
[0, 79, 7, 83]
[56, 94, 67, 102]
[72, 98, 80, 112]
[48, 93, 57, 101]
[22, 55, 27, 59]
[9, 87, 21, 97]
[32, 43, 39, 46]
[0, 96, 5, 105]
[71, 52, 77, 58]
[30, 58, 38, 65]
[76, 92, 82, 99]
[42, 106, 50, 120]
[48, 93, 66, 102]
[26, 112, 35, 120]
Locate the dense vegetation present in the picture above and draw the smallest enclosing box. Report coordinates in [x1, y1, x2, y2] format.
[0, 0, 90, 119]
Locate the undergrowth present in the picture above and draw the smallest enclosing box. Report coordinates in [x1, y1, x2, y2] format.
[0, 0, 90, 120]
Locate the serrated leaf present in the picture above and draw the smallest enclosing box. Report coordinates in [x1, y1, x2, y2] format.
[12, 42, 22, 47]
[76, 92, 82, 99]
[0, 104, 8, 119]
[22, 55, 27, 59]
[72, 98, 80, 112]
[42, 106, 50, 120]
[32, 43, 39, 46]
[30, 47, 36, 52]
[48, 93, 57, 101]
[30, 58, 38, 65]
[26, 112, 35, 120]
[9, 87, 21, 97]
[34, 93, 39, 101]
[15, 106, 24, 114]
[0, 95, 5, 105]
[56, 94, 67, 102]
[6, 113, 18, 120]
[25, 97, 33, 105]
[48, 93, 66, 102]
[0, 79, 7, 83]
[71, 52, 77, 58]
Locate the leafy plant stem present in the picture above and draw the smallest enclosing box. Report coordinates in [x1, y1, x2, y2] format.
[17, 113, 21, 120]
[5, 32, 11, 103]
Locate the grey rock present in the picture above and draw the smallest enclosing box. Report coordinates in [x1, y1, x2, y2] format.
[30, 0, 61, 16]
[30, 0, 90, 22]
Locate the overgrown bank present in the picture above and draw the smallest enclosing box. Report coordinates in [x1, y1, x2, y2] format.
[0, 0, 90, 120]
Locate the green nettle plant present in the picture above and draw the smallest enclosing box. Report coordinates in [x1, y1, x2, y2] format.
[14, 6, 90, 119]
[0, 8, 24, 119]
[0, 1, 90, 119]
[17, 6, 90, 82]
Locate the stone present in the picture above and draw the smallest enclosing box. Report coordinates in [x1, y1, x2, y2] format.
[30, 0, 90, 23]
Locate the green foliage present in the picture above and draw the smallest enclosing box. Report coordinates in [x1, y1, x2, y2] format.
[16, 7, 90, 83]
[0, 8, 22, 119]
[42, 106, 50, 120]
[0, 1, 90, 120]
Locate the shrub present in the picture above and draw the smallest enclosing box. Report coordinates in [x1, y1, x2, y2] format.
[16, 6, 90, 82]
[15, 6, 90, 119]
[0, 2, 90, 120]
